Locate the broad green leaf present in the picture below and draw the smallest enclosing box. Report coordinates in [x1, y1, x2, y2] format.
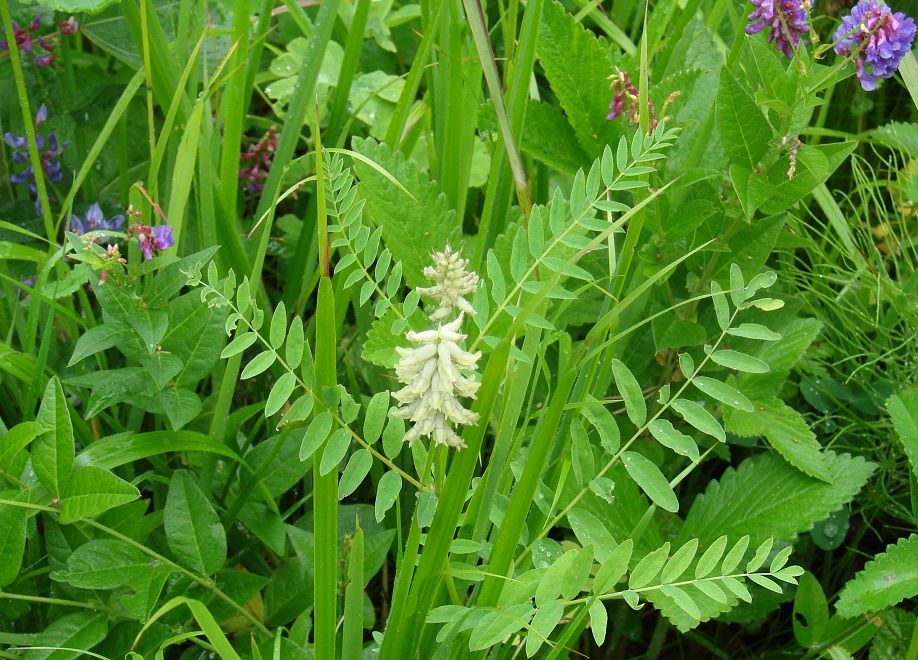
[629, 543, 670, 589]
[671, 399, 726, 442]
[63, 539, 151, 589]
[375, 470, 402, 522]
[836, 534, 918, 618]
[0, 501, 27, 586]
[568, 508, 616, 562]
[621, 452, 678, 512]
[662, 539, 699, 583]
[164, 470, 227, 575]
[526, 600, 564, 656]
[68, 322, 133, 366]
[139, 352, 183, 388]
[21, 612, 108, 660]
[34, 377, 74, 499]
[693, 377, 754, 412]
[128, 309, 168, 352]
[648, 419, 699, 461]
[677, 452, 875, 548]
[59, 465, 140, 524]
[611, 359, 646, 426]
[793, 572, 829, 648]
[320, 428, 352, 475]
[266, 372, 297, 417]
[0, 421, 43, 472]
[242, 349, 277, 379]
[338, 450, 373, 499]
[710, 350, 769, 373]
[716, 69, 771, 168]
[300, 412, 334, 461]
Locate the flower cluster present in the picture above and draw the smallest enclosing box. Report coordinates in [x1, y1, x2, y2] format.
[606, 71, 679, 133]
[416, 244, 479, 321]
[70, 203, 125, 237]
[0, 15, 75, 67]
[4, 106, 68, 215]
[393, 246, 482, 450]
[239, 126, 277, 193]
[746, 0, 811, 59]
[128, 222, 175, 260]
[833, 0, 916, 90]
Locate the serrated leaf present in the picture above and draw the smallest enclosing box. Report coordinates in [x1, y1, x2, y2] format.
[671, 399, 725, 442]
[611, 359, 646, 426]
[836, 534, 918, 618]
[622, 452, 679, 512]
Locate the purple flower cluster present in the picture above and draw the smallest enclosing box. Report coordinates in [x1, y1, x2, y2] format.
[130, 223, 175, 260]
[70, 203, 125, 237]
[746, 0, 811, 59]
[0, 15, 56, 66]
[239, 126, 277, 193]
[4, 106, 68, 215]
[833, 0, 917, 90]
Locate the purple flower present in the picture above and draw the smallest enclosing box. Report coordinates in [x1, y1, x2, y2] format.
[133, 223, 175, 260]
[60, 16, 79, 35]
[1, 15, 56, 66]
[35, 104, 48, 126]
[70, 203, 125, 237]
[834, 0, 917, 90]
[746, 0, 811, 58]
[4, 115, 68, 216]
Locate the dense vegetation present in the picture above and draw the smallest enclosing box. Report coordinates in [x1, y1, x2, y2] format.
[1, 0, 918, 657]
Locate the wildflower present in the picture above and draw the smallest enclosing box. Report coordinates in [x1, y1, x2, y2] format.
[417, 245, 479, 321]
[606, 71, 678, 133]
[4, 126, 68, 216]
[0, 15, 56, 66]
[393, 315, 481, 449]
[70, 203, 125, 236]
[34, 104, 48, 126]
[239, 126, 277, 193]
[130, 223, 175, 260]
[60, 17, 79, 35]
[746, 0, 811, 59]
[834, 0, 916, 90]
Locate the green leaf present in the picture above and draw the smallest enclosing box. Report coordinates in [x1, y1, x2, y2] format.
[695, 535, 728, 579]
[266, 372, 298, 417]
[677, 452, 875, 548]
[621, 452, 679, 512]
[536, 549, 580, 605]
[364, 392, 390, 444]
[0, 421, 43, 472]
[242, 350, 277, 379]
[589, 600, 608, 646]
[286, 316, 305, 367]
[320, 428, 352, 476]
[570, 419, 594, 487]
[300, 412, 334, 461]
[662, 539, 699, 583]
[527, 600, 565, 656]
[836, 534, 918, 618]
[280, 395, 315, 427]
[164, 470, 227, 575]
[339, 449, 373, 499]
[269, 303, 287, 350]
[648, 419, 699, 461]
[693, 377, 754, 412]
[726, 323, 781, 341]
[716, 69, 771, 168]
[139, 352, 184, 389]
[889, 391, 918, 478]
[68, 322, 133, 366]
[659, 584, 701, 620]
[537, 0, 623, 159]
[59, 465, 140, 524]
[711, 281, 730, 331]
[75, 430, 244, 470]
[567, 508, 616, 562]
[671, 399, 725, 442]
[128, 309, 169, 352]
[34, 377, 74, 499]
[611, 359, 646, 426]
[487, 251, 506, 303]
[63, 539, 152, 589]
[630, 543, 670, 589]
[221, 332, 257, 359]
[721, 535, 750, 573]
[709, 349, 769, 373]
[0, 501, 27, 586]
[469, 603, 532, 651]
[747, 537, 774, 572]
[350, 138, 461, 288]
[162, 292, 229, 386]
[375, 470, 402, 522]
[22, 612, 108, 660]
[26, 0, 121, 14]
[594, 538, 633, 593]
[793, 572, 829, 648]
[748, 574, 783, 592]
[583, 401, 620, 454]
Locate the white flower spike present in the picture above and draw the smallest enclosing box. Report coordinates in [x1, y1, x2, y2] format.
[417, 244, 479, 321]
[393, 246, 482, 450]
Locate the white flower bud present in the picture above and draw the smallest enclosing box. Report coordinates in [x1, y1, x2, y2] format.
[416, 244, 480, 321]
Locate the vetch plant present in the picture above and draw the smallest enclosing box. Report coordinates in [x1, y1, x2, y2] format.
[833, 0, 917, 90]
[745, 0, 811, 59]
